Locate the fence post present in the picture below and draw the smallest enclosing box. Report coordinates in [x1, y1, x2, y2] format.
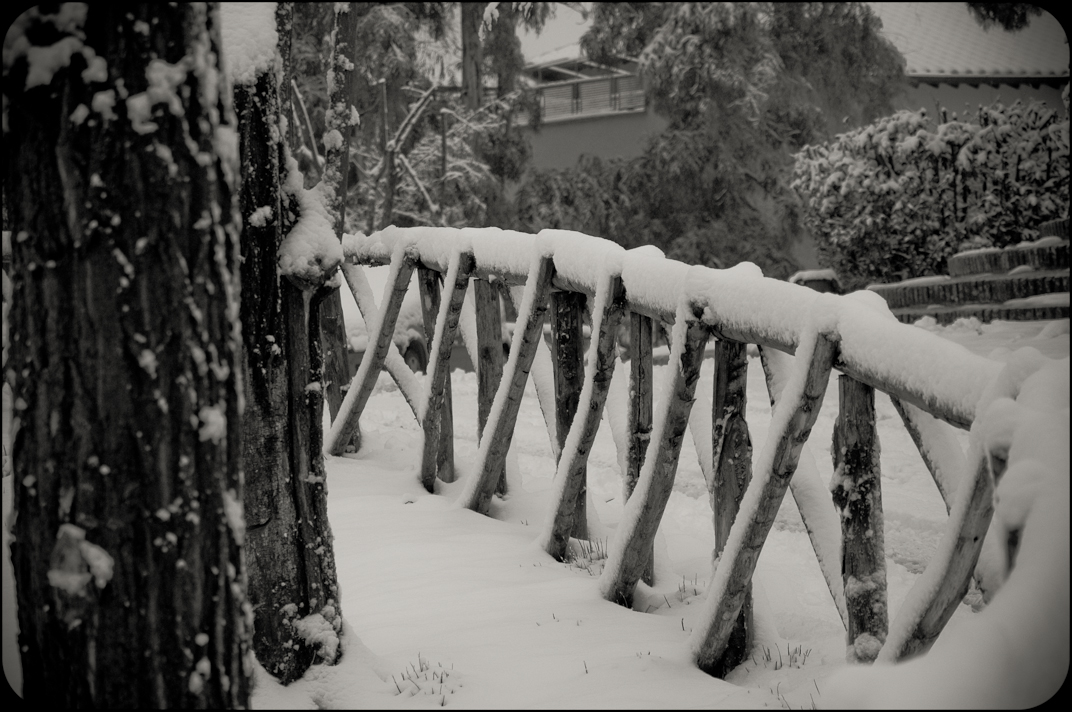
[418, 255, 474, 491]
[418, 265, 456, 483]
[325, 249, 417, 456]
[832, 376, 888, 663]
[551, 290, 587, 539]
[600, 315, 709, 607]
[460, 256, 555, 514]
[625, 312, 654, 584]
[691, 331, 838, 676]
[542, 277, 627, 560]
[474, 277, 506, 493]
[710, 339, 753, 676]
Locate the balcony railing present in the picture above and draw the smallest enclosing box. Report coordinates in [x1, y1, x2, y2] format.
[534, 74, 646, 123]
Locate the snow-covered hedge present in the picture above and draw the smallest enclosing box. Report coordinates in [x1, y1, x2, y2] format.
[793, 94, 1070, 290]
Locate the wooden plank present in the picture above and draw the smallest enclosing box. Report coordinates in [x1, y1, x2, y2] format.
[709, 338, 753, 677]
[551, 290, 587, 540]
[325, 249, 417, 456]
[474, 277, 506, 493]
[691, 331, 839, 676]
[600, 316, 710, 607]
[877, 444, 997, 663]
[543, 277, 626, 560]
[339, 262, 422, 421]
[418, 265, 456, 483]
[833, 376, 888, 663]
[625, 311, 654, 585]
[459, 256, 555, 515]
[888, 396, 964, 512]
[759, 346, 848, 628]
[419, 255, 474, 492]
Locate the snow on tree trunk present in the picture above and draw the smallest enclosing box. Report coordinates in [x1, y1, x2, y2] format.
[832, 376, 888, 663]
[600, 311, 710, 606]
[708, 339, 753, 677]
[551, 290, 587, 540]
[229, 1, 343, 684]
[690, 330, 838, 676]
[4, 4, 250, 705]
[319, 3, 360, 423]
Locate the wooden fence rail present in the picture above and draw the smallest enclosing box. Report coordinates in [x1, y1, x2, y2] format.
[329, 226, 1006, 676]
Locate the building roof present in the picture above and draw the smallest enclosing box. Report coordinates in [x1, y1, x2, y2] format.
[869, 3, 1068, 82]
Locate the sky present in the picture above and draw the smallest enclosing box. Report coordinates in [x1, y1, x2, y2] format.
[518, 3, 591, 63]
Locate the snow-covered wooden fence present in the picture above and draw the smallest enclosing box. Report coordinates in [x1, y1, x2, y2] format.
[325, 225, 1013, 675]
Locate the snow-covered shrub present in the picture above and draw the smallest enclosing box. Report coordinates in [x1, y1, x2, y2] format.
[793, 98, 1070, 290]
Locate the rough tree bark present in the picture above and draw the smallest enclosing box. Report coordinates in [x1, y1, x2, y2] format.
[4, 4, 250, 705]
[319, 3, 362, 423]
[236, 2, 342, 684]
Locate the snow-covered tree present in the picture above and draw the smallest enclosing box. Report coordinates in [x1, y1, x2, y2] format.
[224, 2, 345, 684]
[518, 2, 906, 278]
[3, 4, 250, 705]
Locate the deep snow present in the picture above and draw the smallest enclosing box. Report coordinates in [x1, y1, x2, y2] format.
[2, 313, 1067, 707]
[269, 315, 1066, 708]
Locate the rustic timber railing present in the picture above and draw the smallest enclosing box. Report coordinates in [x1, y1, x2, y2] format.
[325, 225, 1014, 676]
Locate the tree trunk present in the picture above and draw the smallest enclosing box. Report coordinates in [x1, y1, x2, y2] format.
[237, 3, 342, 684]
[551, 291, 587, 539]
[5, 4, 250, 705]
[461, 3, 487, 112]
[832, 376, 887, 663]
[709, 339, 753, 677]
[319, 3, 362, 422]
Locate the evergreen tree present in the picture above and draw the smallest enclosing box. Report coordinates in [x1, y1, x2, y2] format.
[518, 2, 906, 277]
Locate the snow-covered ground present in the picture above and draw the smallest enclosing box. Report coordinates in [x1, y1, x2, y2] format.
[3, 317, 1067, 707]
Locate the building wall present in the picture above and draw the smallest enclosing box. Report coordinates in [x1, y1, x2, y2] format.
[892, 81, 1067, 119]
[521, 108, 669, 171]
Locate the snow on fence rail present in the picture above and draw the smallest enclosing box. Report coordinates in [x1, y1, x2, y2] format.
[324, 224, 1056, 677]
